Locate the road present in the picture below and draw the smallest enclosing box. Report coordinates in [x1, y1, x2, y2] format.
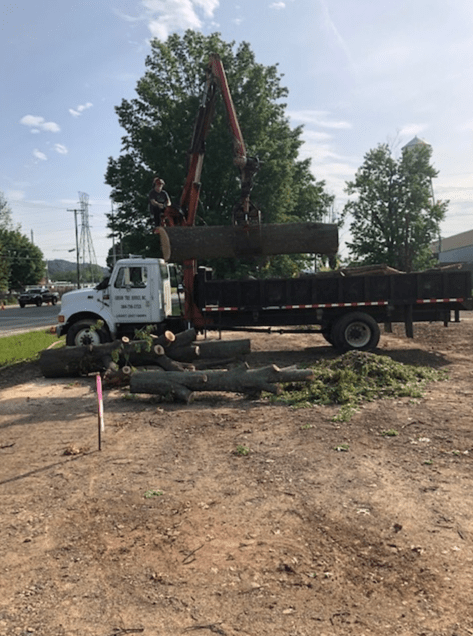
[0, 303, 61, 338]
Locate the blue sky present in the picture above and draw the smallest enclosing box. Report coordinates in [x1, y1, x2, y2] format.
[1, 0, 473, 267]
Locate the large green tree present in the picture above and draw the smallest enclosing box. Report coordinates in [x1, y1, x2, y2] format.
[0, 229, 45, 289]
[0, 191, 43, 290]
[344, 143, 447, 272]
[0, 237, 8, 291]
[0, 192, 14, 289]
[0, 191, 15, 232]
[105, 30, 333, 277]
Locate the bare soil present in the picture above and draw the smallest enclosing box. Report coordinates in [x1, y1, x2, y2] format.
[1, 319, 473, 636]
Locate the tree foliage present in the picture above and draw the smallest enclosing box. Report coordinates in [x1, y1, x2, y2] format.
[0, 191, 44, 290]
[344, 143, 447, 272]
[105, 30, 333, 277]
[0, 191, 15, 232]
[0, 229, 45, 289]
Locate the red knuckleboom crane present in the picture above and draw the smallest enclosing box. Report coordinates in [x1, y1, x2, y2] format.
[160, 54, 261, 327]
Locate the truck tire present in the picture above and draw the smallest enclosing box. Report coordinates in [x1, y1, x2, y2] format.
[66, 319, 111, 347]
[19, 302, 25, 308]
[36, 298, 42, 307]
[320, 327, 335, 346]
[51, 296, 57, 305]
[332, 312, 380, 352]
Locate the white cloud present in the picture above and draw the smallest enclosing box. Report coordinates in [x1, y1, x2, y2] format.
[54, 144, 68, 155]
[270, 2, 286, 9]
[398, 123, 428, 138]
[318, 0, 356, 72]
[33, 149, 47, 161]
[288, 109, 352, 130]
[6, 190, 25, 202]
[20, 115, 60, 133]
[459, 119, 473, 132]
[118, 0, 219, 40]
[69, 102, 93, 117]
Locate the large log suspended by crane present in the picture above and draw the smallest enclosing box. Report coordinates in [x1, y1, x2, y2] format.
[158, 222, 338, 262]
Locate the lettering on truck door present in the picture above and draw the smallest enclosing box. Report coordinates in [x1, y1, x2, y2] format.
[111, 265, 153, 322]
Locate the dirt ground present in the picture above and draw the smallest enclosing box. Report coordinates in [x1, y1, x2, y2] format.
[1, 319, 473, 636]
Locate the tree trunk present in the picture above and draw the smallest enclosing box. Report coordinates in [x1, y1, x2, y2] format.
[39, 343, 122, 378]
[165, 345, 200, 362]
[158, 222, 338, 262]
[130, 364, 314, 399]
[166, 328, 197, 350]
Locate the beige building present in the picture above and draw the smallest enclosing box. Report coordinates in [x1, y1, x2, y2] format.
[432, 229, 473, 265]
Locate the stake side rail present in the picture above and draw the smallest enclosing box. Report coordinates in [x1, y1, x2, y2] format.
[192, 267, 473, 330]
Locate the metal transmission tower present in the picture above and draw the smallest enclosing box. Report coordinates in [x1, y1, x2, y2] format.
[78, 192, 98, 284]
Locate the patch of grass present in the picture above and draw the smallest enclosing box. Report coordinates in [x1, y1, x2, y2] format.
[272, 350, 446, 422]
[235, 444, 250, 456]
[381, 429, 399, 437]
[144, 489, 164, 498]
[0, 330, 65, 367]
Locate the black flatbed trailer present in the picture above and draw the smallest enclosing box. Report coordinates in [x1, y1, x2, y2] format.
[193, 266, 473, 350]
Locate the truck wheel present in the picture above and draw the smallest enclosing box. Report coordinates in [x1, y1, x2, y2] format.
[19, 302, 25, 308]
[320, 327, 335, 346]
[332, 312, 380, 352]
[36, 298, 42, 307]
[51, 297, 57, 305]
[66, 319, 111, 347]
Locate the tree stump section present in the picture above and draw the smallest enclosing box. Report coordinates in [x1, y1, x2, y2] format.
[38, 330, 250, 378]
[130, 364, 314, 402]
[159, 222, 338, 262]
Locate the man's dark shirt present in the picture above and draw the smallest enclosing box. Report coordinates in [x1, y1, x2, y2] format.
[149, 189, 170, 225]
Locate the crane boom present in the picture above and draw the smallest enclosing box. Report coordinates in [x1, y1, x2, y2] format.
[162, 54, 260, 229]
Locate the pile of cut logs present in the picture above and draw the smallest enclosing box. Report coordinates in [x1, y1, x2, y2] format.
[39, 329, 314, 404]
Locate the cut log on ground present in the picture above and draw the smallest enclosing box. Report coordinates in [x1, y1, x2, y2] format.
[165, 345, 200, 362]
[103, 365, 133, 387]
[39, 342, 122, 378]
[158, 222, 338, 262]
[165, 328, 197, 351]
[130, 364, 314, 402]
[39, 329, 199, 378]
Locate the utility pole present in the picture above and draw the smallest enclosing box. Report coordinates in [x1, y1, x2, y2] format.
[67, 207, 81, 288]
[110, 201, 117, 266]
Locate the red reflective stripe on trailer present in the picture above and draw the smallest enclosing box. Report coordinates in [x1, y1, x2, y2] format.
[416, 298, 464, 304]
[204, 300, 390, 312]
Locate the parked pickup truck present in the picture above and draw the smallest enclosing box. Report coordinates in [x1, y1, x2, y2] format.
[19, 287, 59, 308]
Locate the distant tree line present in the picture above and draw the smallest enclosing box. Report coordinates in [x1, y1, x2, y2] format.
[0, 192, 45, 291]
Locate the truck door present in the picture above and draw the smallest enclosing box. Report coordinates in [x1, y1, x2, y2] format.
[110, 264, 154, 323]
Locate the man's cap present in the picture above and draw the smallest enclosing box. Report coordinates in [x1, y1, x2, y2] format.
[153, 177, 165, 185]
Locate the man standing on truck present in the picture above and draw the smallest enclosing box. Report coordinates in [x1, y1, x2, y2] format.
[149, 177, 171, 230]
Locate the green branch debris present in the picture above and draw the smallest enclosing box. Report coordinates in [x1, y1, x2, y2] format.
[272, 350, 446, 421]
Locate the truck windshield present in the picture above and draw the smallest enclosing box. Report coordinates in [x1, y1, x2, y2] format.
[114, 266, 148, 288]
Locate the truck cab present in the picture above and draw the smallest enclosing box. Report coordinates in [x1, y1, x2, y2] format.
[57, 257, 173, 346]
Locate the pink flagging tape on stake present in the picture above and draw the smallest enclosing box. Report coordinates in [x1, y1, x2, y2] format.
[96, 374, 104, 433]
